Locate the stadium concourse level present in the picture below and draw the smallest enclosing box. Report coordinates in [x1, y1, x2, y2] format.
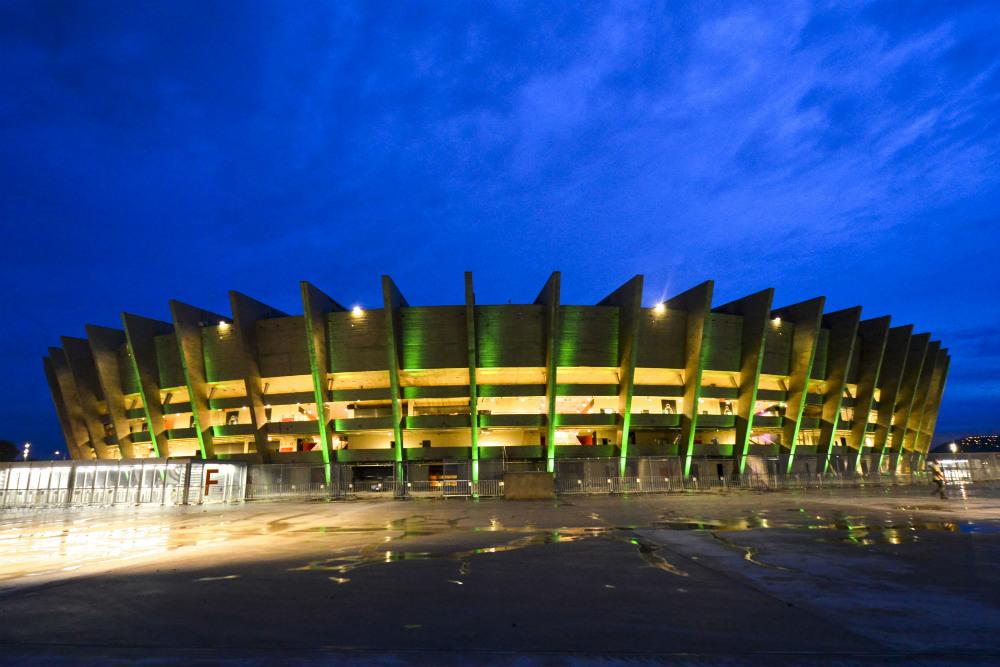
[44, 273, 948, 483]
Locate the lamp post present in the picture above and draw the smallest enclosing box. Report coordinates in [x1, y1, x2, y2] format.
[22, 441, 31, 461]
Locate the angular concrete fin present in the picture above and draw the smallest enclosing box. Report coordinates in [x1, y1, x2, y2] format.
[85, 324, 133, 458]
[813, 306, 862, 467]
[531, 271, 560, 472]
[168, 300, 226, 459]
[382, 275, 409, 309]
[228, 292, 287, 463]
[300, 281, 346, 313]
[864, 314, 889, 329]
[711, 288, 775, 471]
[464, 272, 475, 304]
[59, 335, 115, 458]
[712, 287, 774, 315]
[121, 312, 172, 336]
[596, 275, 644, 473]
[890, 332, 932, 466]
[300, 282, 346, 477]
[918, 351, 950, 453]
[169, 300, 230, 326]
[120, 312, 171, 457]
[904, 339, 941, 451]
[47, 347, 95, 460]
[44, 353, 84, 460]
[665, 280, 714, 311]
[847, 315, 892, 456]
[871, 324, 914, 456]
[598, 274, 643, 307]
[821, 305, 863, 327]
[771, 295, 827, 322]
[229, 291, 287, 320]
[86, 323, 126, 340]
[464, 272, 480, 480]
[533, 271, 561, 306]
[661, 281, 716, 475]
[381, 275, 408, 477]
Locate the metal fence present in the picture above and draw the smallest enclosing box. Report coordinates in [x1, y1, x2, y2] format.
[241, 452, 1000, 502]
[0, 460, 247, 510]
[7, 452, 997, 509]
[245, 460, 492, 500]
[245, 463, 332, 500]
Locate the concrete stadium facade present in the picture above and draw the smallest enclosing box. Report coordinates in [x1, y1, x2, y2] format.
[44, 273, 948, 481]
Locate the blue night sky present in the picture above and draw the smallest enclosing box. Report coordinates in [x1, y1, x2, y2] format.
[1, 1, 999, 456]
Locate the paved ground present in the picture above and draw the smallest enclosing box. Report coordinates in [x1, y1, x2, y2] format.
[2, 484, 1000, 666]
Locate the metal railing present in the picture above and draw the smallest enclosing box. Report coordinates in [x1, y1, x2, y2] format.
[473, 479, 504, 497]
[245, 463, 331, 500]
[243, 460, 522, 501]
[9, 452, 995, 509]
[242, 452, 1000, 502]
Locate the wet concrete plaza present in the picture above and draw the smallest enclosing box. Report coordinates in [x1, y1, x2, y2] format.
[2, 485, 1000, 666]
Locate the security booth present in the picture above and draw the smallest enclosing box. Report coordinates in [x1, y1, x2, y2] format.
[0, 459, 247, 510]
[180, 459, 248, 505]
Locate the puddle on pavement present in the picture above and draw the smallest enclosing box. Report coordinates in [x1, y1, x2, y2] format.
[820, 521, 1000, 544]
[297, 515, 469, 538]
[652, 511, 1000, 564]
[472, 518, 505, 532]
[652, 513, 997, 543]
[711, 533, 789, 570]
[629, 536, 688, 576]
[266, 513, 314, 534]
[292, 526, 689, 580]
[283, 506, 1000, 587]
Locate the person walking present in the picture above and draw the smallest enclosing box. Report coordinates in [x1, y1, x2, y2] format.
[928, 460, 947, 499]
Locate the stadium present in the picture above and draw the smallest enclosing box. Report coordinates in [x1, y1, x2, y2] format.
[42, 272, 948, 492]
